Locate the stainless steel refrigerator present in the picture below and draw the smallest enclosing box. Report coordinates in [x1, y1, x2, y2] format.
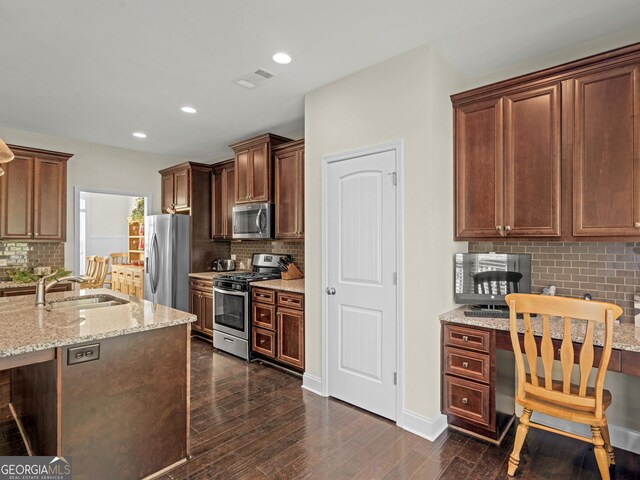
[144, 214, 190, 312]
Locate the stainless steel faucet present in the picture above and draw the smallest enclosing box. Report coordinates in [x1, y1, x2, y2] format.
[35, 271, 86, 309]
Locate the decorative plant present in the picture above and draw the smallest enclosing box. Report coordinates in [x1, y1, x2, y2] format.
[128, 197, 145, 224]
[6, 267, 39, 283]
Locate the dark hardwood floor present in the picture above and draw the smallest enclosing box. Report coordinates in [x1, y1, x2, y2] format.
[1, 338, 639, 479]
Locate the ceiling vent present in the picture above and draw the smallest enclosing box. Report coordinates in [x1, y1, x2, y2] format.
[234, 68, 275, 89]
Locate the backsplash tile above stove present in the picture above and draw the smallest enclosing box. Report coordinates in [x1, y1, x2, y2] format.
[469, 241, 640, 323]
[230, 241, 304, 273]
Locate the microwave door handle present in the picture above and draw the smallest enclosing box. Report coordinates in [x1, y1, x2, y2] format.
[255, 207, 263, 233]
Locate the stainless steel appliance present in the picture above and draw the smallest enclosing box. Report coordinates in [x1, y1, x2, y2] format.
[212, 259, 236, 272]
[144, 214, 190, 312]
[213, 253, 291, 359]
[232, 203, 274, 239]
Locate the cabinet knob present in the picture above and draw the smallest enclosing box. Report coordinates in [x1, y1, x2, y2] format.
[260, 313, 266, 318]
[34, 233, 39, 237]
[505, 225, 512, 232]
[462, 335, 469, 342]
[495, 225, 502, 231]
[462, 397, 468, 405]
[462, 362, 469, 369]
[635, 222, 640, 228]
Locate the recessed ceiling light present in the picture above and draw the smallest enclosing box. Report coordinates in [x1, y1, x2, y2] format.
[272, 52, 292, 65]
[181, 106, 197, 114]
[132, 132, 147, 139]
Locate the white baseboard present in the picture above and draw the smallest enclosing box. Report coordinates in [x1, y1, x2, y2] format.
[302, 373, 326, 396]
[532, 412, 640, 455]
[401, 409, 448, 442]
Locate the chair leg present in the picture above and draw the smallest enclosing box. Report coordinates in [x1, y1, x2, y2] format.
[508, 408, 532, 477]
[591, 426, 611, 480]
[600, 423, 615, 465]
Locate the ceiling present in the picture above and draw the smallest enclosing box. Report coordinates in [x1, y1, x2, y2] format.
[1, 0, 639, 161]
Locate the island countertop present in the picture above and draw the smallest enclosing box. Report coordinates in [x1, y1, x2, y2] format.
[0, 288, 196, 358]
[251, 278, 305, 294]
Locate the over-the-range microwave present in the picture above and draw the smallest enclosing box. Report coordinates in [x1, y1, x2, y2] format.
[232, 203, 274, 239]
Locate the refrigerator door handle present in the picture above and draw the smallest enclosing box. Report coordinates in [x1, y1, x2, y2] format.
[151, 233, 160, 294]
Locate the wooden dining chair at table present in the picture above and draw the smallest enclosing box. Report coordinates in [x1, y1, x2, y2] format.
[81, 256, 110, 289]
[104, 252, 128, 289]
[505, 293, 623, 479]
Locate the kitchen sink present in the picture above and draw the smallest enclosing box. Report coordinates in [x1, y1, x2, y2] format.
[47, 294, 130, 311]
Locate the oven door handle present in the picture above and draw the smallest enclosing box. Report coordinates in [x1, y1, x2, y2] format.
[214, 287, 247, 297]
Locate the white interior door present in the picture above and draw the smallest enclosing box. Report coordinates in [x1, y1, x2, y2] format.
[326, 148, 397, 420]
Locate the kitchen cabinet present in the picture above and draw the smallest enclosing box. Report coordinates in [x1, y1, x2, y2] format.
[111, 265, 144, 299]
[229, 133, 291, 205]
[189, 278, 214, 338]
[0, 145, 72, 241]
[158, 162, 213, 272]
[454, 84, 560, 239]
[211, 160, 235, 240]
[0, 283, 72, 297]
[452, 42, 640, 241]
[572, 63, 640, 236]
[274, 139, 305, 239]
[251, 287, 304, 370]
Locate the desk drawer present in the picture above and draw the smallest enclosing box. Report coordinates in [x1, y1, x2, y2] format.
[444, 346, 490, 384]
[444, 324, 491, 353]
[444, 375, 491, 427]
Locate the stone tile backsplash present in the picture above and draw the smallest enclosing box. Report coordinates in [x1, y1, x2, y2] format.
[0, 242, 65, 280]
[469, 242, 640, 323]
[230, 240, 305, 273]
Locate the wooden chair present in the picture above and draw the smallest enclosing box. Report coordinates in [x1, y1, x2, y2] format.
[84, 255, 98, 280]
[81, 256, 110, 289]
[473, 270, 522, 295]
[105, 253, 128, 289]
[505, 293, 623, 479]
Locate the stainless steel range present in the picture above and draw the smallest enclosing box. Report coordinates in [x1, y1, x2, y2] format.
[212, 253, 291, 360]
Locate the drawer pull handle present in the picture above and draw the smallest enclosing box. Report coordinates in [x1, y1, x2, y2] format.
[462, 362, 469, 369]
[260, 313, 267, 318]
[260, 338, 266, 344]
[462, 397, 468, 405]
[462, 335, 469, 342]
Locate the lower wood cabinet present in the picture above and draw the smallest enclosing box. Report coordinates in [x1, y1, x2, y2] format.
[0, 283, 72, 297]
[252, 287, 304, 370]
[111, 265, 144, 299]
[189, 279, 214, 338]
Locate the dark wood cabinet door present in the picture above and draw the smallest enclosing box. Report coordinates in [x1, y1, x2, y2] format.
[33, 157, 66, 241]
[0, 155, 34, 239]
[249, 143, 270, 202]
[275, 149, 299, 238]
[503, 84, 561, 237]
[297, 148, 304, 238]
[223, 167, 235, 239]
[173, 169, 190, 211]
[189, 289, 203, 332]
[573, 64, 640, 236]
[277, 307, 304, 369]
[201, 293, 214, 336]
[161, 173, 174, 213]
[235, 148, 251, 204]
[455, 98, 504, 238]
[211, 170, 224, 239]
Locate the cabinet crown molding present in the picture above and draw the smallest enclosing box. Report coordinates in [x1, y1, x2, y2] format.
[229, 133, 292, 152]
[7, 144, 73, 161]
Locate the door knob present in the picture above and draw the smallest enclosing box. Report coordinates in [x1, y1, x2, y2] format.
[326, 287, 336, 295]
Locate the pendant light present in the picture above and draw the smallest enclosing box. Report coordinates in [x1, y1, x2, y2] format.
[0, 137, 14, 164]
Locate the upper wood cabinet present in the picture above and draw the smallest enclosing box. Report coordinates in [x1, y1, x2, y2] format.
[211, 160, 235, 240]
[160, 164, 192, 212]
[572, 64, 640, 236]
[274, 139, 305, 239]
[452, 42, 640, 241]
[229, 133, 291, 205]
[0, 145, 72, 241]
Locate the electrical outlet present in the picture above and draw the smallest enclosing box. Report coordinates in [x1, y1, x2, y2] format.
[0, 259, 7, 267]
[231, 254, 237, 260]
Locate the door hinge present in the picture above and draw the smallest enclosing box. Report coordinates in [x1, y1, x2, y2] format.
[391, 171, 397, 186]
[393, 272, 397, 285]
[393, 372, 397, 385]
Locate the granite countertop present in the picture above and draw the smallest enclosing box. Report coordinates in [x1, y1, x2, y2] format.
[0, 288, 196, 358]
[0, 280, 72, 290]
[440, 306, 640, 353]
[252, 278, 305, 294]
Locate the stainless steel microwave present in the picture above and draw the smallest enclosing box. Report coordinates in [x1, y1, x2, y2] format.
[232, 203, 274, 239]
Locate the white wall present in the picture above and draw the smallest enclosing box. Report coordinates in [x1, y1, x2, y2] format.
[304, 44, 467, 433]
[0, 126, 180, 271]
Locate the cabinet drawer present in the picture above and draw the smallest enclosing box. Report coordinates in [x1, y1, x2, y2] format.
[190, 279, 213, 291]
[252, 327, 276, 358]
[253, 303, 276, 330]
[444, 346, 490, 384]
[277, 292, 304, 310]
[252, 288, 275, 305]
[444, 324, 491, 353]
[444, 375, 491, 427]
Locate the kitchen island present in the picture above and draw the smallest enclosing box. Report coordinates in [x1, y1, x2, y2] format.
[0, 288, 195, 480]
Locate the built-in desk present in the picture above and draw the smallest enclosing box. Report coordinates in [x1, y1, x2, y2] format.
[439, 307, 640, 444]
